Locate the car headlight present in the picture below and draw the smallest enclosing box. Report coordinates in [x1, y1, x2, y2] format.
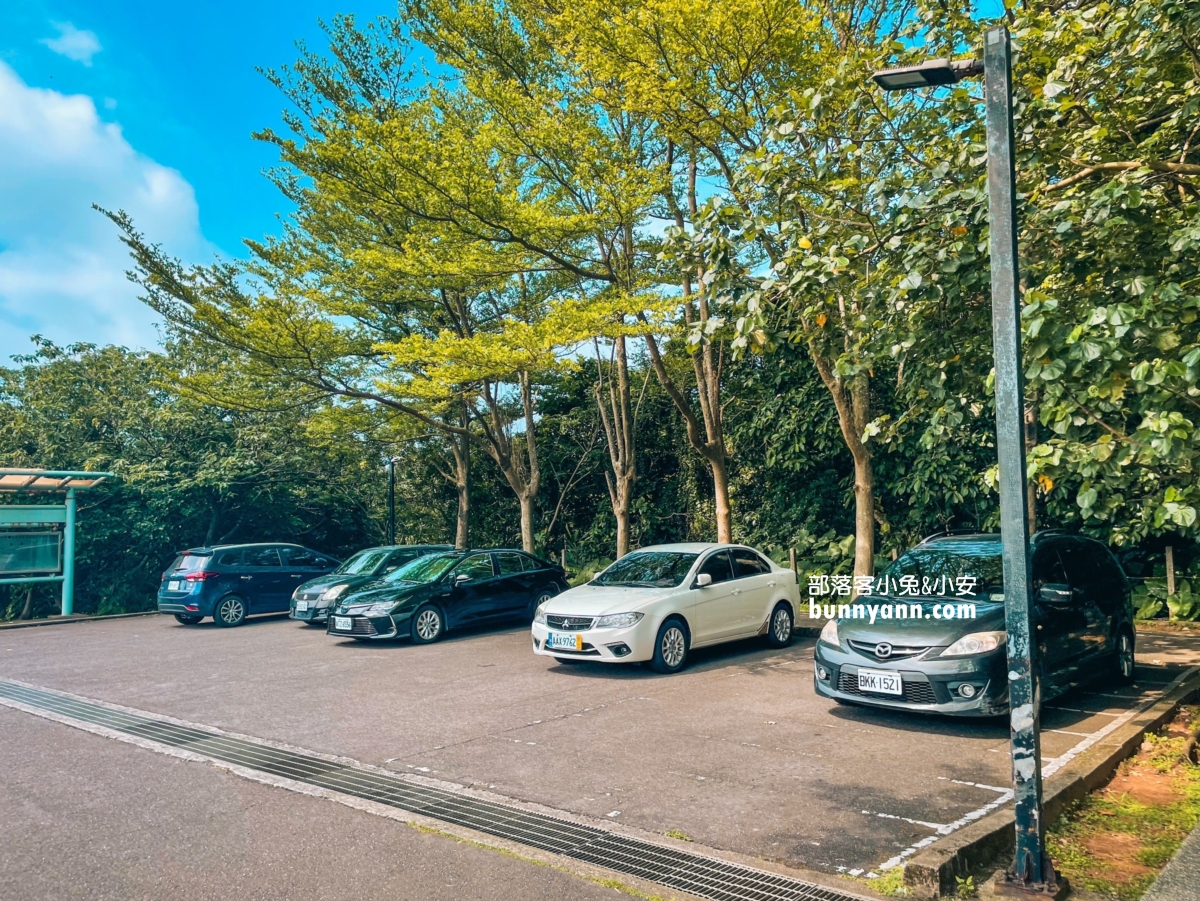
[321, 584, 349, 601]
[595, 612, 644, 629]
[365, 603, 397, 617]
[533, 603, 548, 625]
[819, 619, 839, 648]
[940, 631, 1006, 657]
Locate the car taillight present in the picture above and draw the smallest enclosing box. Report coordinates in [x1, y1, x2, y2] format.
[184, 571, 220, 582]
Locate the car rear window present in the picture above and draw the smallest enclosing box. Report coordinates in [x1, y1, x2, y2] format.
[174, 554, 211, 572]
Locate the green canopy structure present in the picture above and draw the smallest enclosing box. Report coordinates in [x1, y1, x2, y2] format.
[0, 469, 114, 616]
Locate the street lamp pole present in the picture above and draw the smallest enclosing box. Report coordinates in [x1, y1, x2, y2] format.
[873, 26, 1065, 898]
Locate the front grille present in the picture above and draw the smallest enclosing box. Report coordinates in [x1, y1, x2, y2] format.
[0, 680, 875, 901]
[837, 671, 938, 705]
[546, 615, 596, 631]
[330, 617, 377, 636]
[847, 640, 930, 661]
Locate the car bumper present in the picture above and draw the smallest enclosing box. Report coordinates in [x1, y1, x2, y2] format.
[289, 603, 331, 622]
[157, 590, 208, 616]
[813, 642, 1009, 717]
[530, 620, 653, 663]
[326, 613, 402, 640]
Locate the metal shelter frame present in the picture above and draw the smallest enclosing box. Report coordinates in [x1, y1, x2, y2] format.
[0, 469, 114, 616]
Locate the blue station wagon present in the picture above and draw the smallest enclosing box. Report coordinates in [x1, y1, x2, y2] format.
[157, 543, 339, 626]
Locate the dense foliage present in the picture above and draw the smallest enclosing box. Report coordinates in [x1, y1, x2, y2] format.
[3, 0, 1197, 619]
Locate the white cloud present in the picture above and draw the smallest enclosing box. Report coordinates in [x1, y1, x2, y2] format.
[39, 21, 102, 67]
[0, 61, 217, 360]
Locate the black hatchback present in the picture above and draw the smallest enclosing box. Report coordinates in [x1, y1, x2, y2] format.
[289, 544, 452, 624]
[813, 532, 1136, 716]
[158, 543, 340, 626]
[326, 549, 569, 642]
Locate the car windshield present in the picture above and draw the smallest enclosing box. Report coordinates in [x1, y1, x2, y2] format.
[591, 552, 699, 588]
[385, 553, 457, 584]
[335, 549, 390, 575]
[878, 540, 1004, 599]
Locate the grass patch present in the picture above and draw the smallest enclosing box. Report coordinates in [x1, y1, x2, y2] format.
[854, 866, 910, 896]
[664, 829, 693, 842]
[1047, 705, 1200, 900]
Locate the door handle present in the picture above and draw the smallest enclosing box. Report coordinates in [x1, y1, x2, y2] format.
[768, 581, 776, 587]
[240, 575, 253, 580]
[291, 574, 302, 578]
[732, 589, 741, 595]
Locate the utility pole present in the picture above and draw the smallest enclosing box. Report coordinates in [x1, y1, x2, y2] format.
[387, 458, 396, 545]
[873, 26, 1065, 898]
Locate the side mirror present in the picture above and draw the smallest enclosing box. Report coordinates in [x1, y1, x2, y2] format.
[454, 573, 471, 586]
[1038, 583, 1073, 605]
[694, 573, 713, 589]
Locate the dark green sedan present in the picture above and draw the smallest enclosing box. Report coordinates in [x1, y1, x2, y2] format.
[326, 549, 569, 642]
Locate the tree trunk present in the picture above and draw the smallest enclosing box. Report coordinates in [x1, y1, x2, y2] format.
[518, 493, 536, 554]
[596, 336, 639, 558]
[1025, 400, 1037, 536]
[19, 587, 34, 620]
[812, 348, 875, 581]
[710, 454, 733, 544]
[203, 497, 220, 547]
[451, 431, 470, 549]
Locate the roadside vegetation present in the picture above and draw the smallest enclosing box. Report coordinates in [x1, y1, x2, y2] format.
[1047, 706, 1200, 899]
[2, 0, 1199, 619]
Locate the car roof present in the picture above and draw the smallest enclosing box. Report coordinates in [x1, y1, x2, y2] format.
[182, 542, 307, 554]
[624, 542, 746, 554]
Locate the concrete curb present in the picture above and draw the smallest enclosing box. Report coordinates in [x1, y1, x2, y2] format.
[0, 610, 157, 630]
[902, 669, 1200, 898]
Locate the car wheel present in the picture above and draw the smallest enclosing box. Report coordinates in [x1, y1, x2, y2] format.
[528, 586, 558, 621]
[649, 617, 689, 674]
[411, 604, 445, 644]
[214, 595, 246, 627]
[173, 614, 203, 625]
[765, 602, 794, 648]
[553, 656, 587, 665]
[1112, 627, 1136, 685]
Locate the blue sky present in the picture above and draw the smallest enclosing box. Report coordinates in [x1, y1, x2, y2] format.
[0, 0, 392, 360]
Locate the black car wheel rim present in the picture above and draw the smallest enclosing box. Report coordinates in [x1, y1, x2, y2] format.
[1119, 634, 1134, 678]
[772, 608, 791, 642]
[415, 609, 441, 640]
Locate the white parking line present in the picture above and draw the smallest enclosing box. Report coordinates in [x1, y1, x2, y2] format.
[873, 666, 1199, 874]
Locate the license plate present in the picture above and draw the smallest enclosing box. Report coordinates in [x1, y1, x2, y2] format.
[547, 632, 582, 650]
[857, 669, 903, 695]
[167, 580, 181, 591]
[334, 616, 352, 631]
[295, 600, 309, 612]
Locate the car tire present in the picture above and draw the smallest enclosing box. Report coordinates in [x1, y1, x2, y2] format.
[649, 617, 689, 674]
[173, 614, 203, 625]
[1112, 626, 1136, 685]
[765, 602, 794, 648]
[553, 656, 587, 665]
[411, 604, 445, 644]
[528, 586, 559, 621]
[214, 595, 246, 627]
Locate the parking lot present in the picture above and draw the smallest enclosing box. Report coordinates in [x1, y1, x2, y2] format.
[2, 614, 1198, 888]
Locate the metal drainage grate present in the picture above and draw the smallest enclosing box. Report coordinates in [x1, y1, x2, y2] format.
[0, 680, 872, 901]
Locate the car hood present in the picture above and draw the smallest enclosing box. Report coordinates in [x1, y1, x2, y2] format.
[335, 581, 423, 611]
[298, 572, 378, 593]
[544, 583, 672, 616]
[832, 601, 1005, 646]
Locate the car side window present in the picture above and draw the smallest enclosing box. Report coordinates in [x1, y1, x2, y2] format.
[384, 551, 417, 573]
[453, 554, 495, 582]
[1059, 540, 1100, 593]
[496, 553, 526, 576]
[698, 551, 734, 584]
[284, 548, 322, 569]
[519, 555, 541, 572]
[217, 550, 244, 567]
[1032, 545, 1068, 588]
[731, 549, 772, 578]
[245, 548, 282, 568]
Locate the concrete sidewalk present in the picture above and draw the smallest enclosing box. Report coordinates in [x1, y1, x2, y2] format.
[1142, 819, 1200, 901]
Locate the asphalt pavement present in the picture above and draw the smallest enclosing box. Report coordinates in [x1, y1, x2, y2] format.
[0, 614, 1196, 894]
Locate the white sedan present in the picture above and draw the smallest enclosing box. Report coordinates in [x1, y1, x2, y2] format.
[531, 543, 800, 673]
